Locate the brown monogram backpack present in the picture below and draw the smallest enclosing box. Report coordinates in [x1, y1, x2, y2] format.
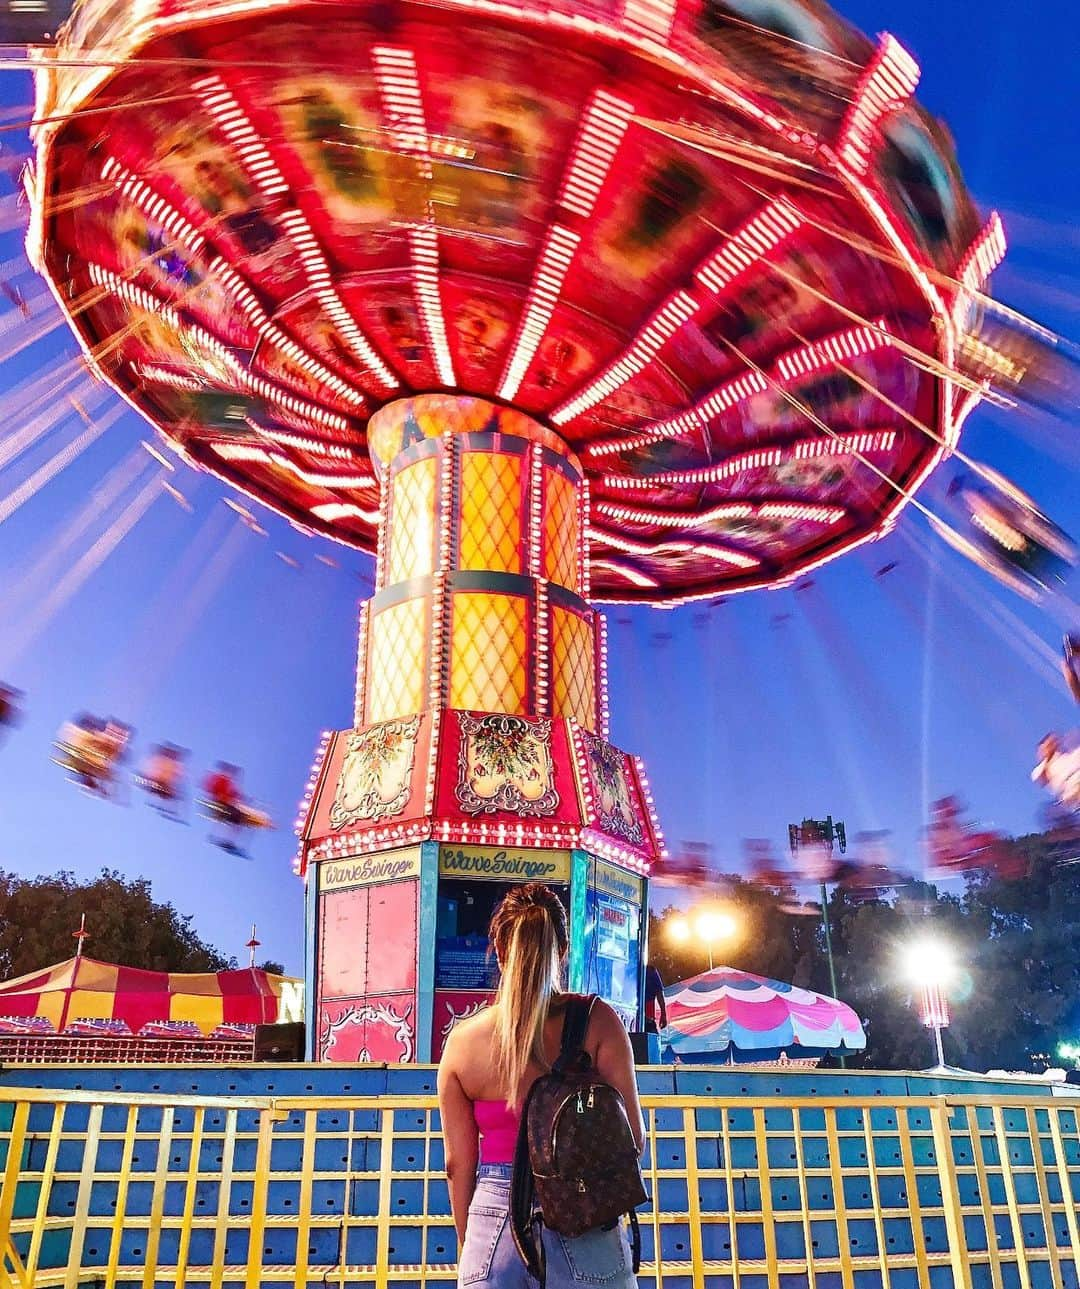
[509, 994, 646, 1284]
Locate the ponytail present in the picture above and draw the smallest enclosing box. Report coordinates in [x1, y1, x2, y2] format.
[489, 883, 569, 1107]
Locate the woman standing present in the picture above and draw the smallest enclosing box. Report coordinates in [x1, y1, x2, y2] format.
[437, 883, 645, 1286]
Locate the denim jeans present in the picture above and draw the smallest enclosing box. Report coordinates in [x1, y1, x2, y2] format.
[458, 1164, 636, 1287]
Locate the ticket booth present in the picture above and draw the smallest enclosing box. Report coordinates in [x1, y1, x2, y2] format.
[301, 736, 660, 1062]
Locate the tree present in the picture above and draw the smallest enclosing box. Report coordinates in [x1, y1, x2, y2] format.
[0, 869, 235, 979]
[648, 879, 824, 988]
[256, 959, 286, 976]
[646, 829, 1080, 1073]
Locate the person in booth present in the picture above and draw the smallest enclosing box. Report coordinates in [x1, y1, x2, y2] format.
[437, 883, 644, 1287]
[643, 964, 668, 1036]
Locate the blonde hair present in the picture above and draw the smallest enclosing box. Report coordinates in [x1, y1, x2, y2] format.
[489, 883, 569, 1107]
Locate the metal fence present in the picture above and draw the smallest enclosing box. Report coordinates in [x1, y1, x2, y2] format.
[1, 1085, 1078, 1288]
[0, 1036, 256, 1065]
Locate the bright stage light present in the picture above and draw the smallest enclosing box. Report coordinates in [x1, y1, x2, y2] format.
[668, 916, 692, 944]
[695, 910, 737, 943]
[901, 938, 956, 987]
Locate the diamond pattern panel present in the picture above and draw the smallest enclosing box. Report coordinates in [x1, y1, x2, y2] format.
[551, 605, 595, 730]
[544, 468, 578, 591]
[367, 597, 428, 722]
[388, 458, 437, 585]
[450, 592, 528, 714]
[459, 451, 523, 574]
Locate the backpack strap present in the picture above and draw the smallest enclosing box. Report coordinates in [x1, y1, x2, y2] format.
[552, 994, 596, 1074]
[628, 1208, 641, 1273]
[509, 1079, 545, 1283]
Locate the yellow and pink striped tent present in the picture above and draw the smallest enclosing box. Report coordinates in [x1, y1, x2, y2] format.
[0, 956, 302, 1036]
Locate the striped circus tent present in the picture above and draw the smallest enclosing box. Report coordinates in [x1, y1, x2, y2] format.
[664, 966, 866, 1064]
[0, 956, 302, 1036]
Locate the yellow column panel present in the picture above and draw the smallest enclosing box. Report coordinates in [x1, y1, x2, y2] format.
[551, 604, 595, 730]
[543, 467, 578, 592]
[366, 597, 429, 722]
[459, 451, 523, 574]
[387, 457, 438, 585]
[450, 592, 528, 714]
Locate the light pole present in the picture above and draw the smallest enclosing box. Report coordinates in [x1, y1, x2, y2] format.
[788, 816, 847, 1000]
[902, 938, 956, 1069]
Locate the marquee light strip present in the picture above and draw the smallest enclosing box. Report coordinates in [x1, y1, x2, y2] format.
[589, 524, 760, 568]
[294, 729, 332, 839]
[210, 258, 367, 408]
[498, 225, 580, 400]
[600, 427, 897, 489]
[953, 212, 1006, 331]
[622, 0, 678, 45]
[558, 90, 635, 220]
[193, 75, 395, 390]
[211, 438, 374, 494]
[275, 210, 399, 390]
[596, 612, 610, 740]
[591, 557, 659, 588]
[500, 86, 635, 399]
[355, 602, 370, 727]
[88, 263, 352, 434]
[372, 44, 431, 157]
[837, 35, 920, 174]
[246, 420, 355, 459]
[694, 199, 802, 296]
[552, 200, 800, 427]
[100, 157, 205, 254]
[311, 501, 380, 523]
[98, 156, 368, 412]
[586, 320, 891, 459]
[593, 498, 847, 527]
[136, 365, 204, 393]
[192, 76, 290, 197]
[210, 442, 272, 463]
[775, 319, 889, 380]
[633, 753, 666, 863]
[409, 225, 456, 387]
[210, 440, 378, 498]
[373, 45, 457, 387]
[551, 290, 698, 426]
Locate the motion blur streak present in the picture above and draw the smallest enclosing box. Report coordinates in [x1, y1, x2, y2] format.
[118, 514, 249, 717]
[0, 377, 106, 472]
[0, 402, 124, 525]
[2, 446, 151, 619]
[1, 468, 166, 668]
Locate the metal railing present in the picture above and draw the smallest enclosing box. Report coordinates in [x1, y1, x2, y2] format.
[1, 1085, 1078, 1287]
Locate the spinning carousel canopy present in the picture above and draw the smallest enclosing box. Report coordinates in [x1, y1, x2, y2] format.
[29, 0, 1000, 603]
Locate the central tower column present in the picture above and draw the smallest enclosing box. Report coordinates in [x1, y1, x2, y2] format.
[358, 395, 602, 736]
[299, 397, 663, 1063]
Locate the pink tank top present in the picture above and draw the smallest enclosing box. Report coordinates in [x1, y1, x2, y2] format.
[475, 1098, 520, 1165]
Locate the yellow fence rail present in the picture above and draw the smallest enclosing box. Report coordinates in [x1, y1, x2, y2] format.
[1, 1085, 1078, 1287]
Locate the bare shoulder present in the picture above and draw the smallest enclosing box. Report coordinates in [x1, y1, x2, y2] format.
[587, 998, 631, 1045]
[589, 997, 627, 1031]
[440, 1005, 494, 1066]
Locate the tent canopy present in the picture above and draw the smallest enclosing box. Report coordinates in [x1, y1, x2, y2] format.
[0, 956, 302, 1036]
[664, 965, 866, 1063]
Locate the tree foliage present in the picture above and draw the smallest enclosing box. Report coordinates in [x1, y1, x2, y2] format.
[0, 869, 235, 978]
[647, 829, 1080, 1073]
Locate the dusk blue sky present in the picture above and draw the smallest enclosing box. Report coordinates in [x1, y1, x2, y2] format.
[0, 0, 1075, 976]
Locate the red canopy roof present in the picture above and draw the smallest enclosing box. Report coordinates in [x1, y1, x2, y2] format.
[0, 956, 302, 1036]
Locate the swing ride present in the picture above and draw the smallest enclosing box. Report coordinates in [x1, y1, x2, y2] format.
[0, 0, 1073, 1057]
